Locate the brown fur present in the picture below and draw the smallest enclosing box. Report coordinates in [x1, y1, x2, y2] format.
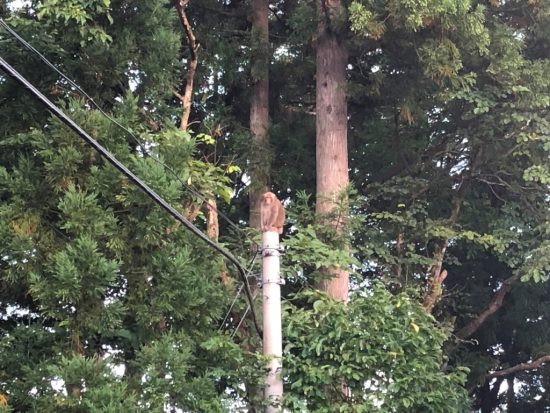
[260, 192, 285, 234]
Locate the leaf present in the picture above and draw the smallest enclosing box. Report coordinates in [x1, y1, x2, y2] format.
[227, 165, 241, 174]
[313, 300, 324, 313]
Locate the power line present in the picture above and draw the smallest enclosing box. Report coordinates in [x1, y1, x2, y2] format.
[0, 56, 262, 338]
[0, 17, 259, 251]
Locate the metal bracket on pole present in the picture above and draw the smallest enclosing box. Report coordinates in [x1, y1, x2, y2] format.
[263, 274, 286, 286]
[261, 245, 284, 257]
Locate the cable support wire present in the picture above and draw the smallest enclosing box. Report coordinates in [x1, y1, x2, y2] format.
[217, 246, 261, 332]
[218, 282, 245, 332]
[0, 18, 259, 251]
[0, 56, 262, 338]
[230, 288, 260, 340]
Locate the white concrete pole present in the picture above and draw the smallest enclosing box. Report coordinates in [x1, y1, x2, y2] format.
[262, 230, 283, 412]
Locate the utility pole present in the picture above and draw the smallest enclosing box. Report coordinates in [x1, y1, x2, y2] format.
[262, 230, 283, 412]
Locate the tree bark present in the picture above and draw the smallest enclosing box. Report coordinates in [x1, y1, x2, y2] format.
[248, 0, 269, 231]
[314, 0, 349, 302]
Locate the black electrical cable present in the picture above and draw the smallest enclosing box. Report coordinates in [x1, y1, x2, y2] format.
[0, 56, 262, 338]
[0, 17, 259, 251]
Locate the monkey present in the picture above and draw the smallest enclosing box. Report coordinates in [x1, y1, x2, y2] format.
[260, 192, 285, 234]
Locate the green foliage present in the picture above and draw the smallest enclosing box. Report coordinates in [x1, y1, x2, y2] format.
[283, 191, 361, 285]
[37, 0, 113, 45]
[135, 333, 223, 412]
[29, 356, 139, 413]
[0, 96, 250, 410]
[283, 284, 470, 412]
[348, 2, 377, 36]
[284, 224, 356, 283]
[2, 0, 550, 411]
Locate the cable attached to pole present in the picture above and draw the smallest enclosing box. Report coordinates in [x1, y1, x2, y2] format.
[0, 56, 262, 338]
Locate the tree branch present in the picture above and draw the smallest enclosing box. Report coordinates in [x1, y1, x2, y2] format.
[456, 275, 518, 339]
[487, 354, 550, 379]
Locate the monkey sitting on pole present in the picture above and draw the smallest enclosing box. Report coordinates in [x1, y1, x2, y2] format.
[260, 192, 285, 234]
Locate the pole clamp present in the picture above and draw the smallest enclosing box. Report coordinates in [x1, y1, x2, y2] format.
[262, 245, 284, 257]
[263, 276, 286, 286]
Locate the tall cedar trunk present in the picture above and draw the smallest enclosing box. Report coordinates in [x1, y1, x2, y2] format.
[247, 2, 269, 412]
[315, 0, 349, 302]
[248, 0, 269, 230]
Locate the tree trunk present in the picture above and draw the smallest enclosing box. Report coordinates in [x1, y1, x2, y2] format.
[479, 377, 503, 413]
[248, 0, 269, 230]
[314, 0, 349, 302]
[506, 377, 515, 410]
[247, 2, 269, 412]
